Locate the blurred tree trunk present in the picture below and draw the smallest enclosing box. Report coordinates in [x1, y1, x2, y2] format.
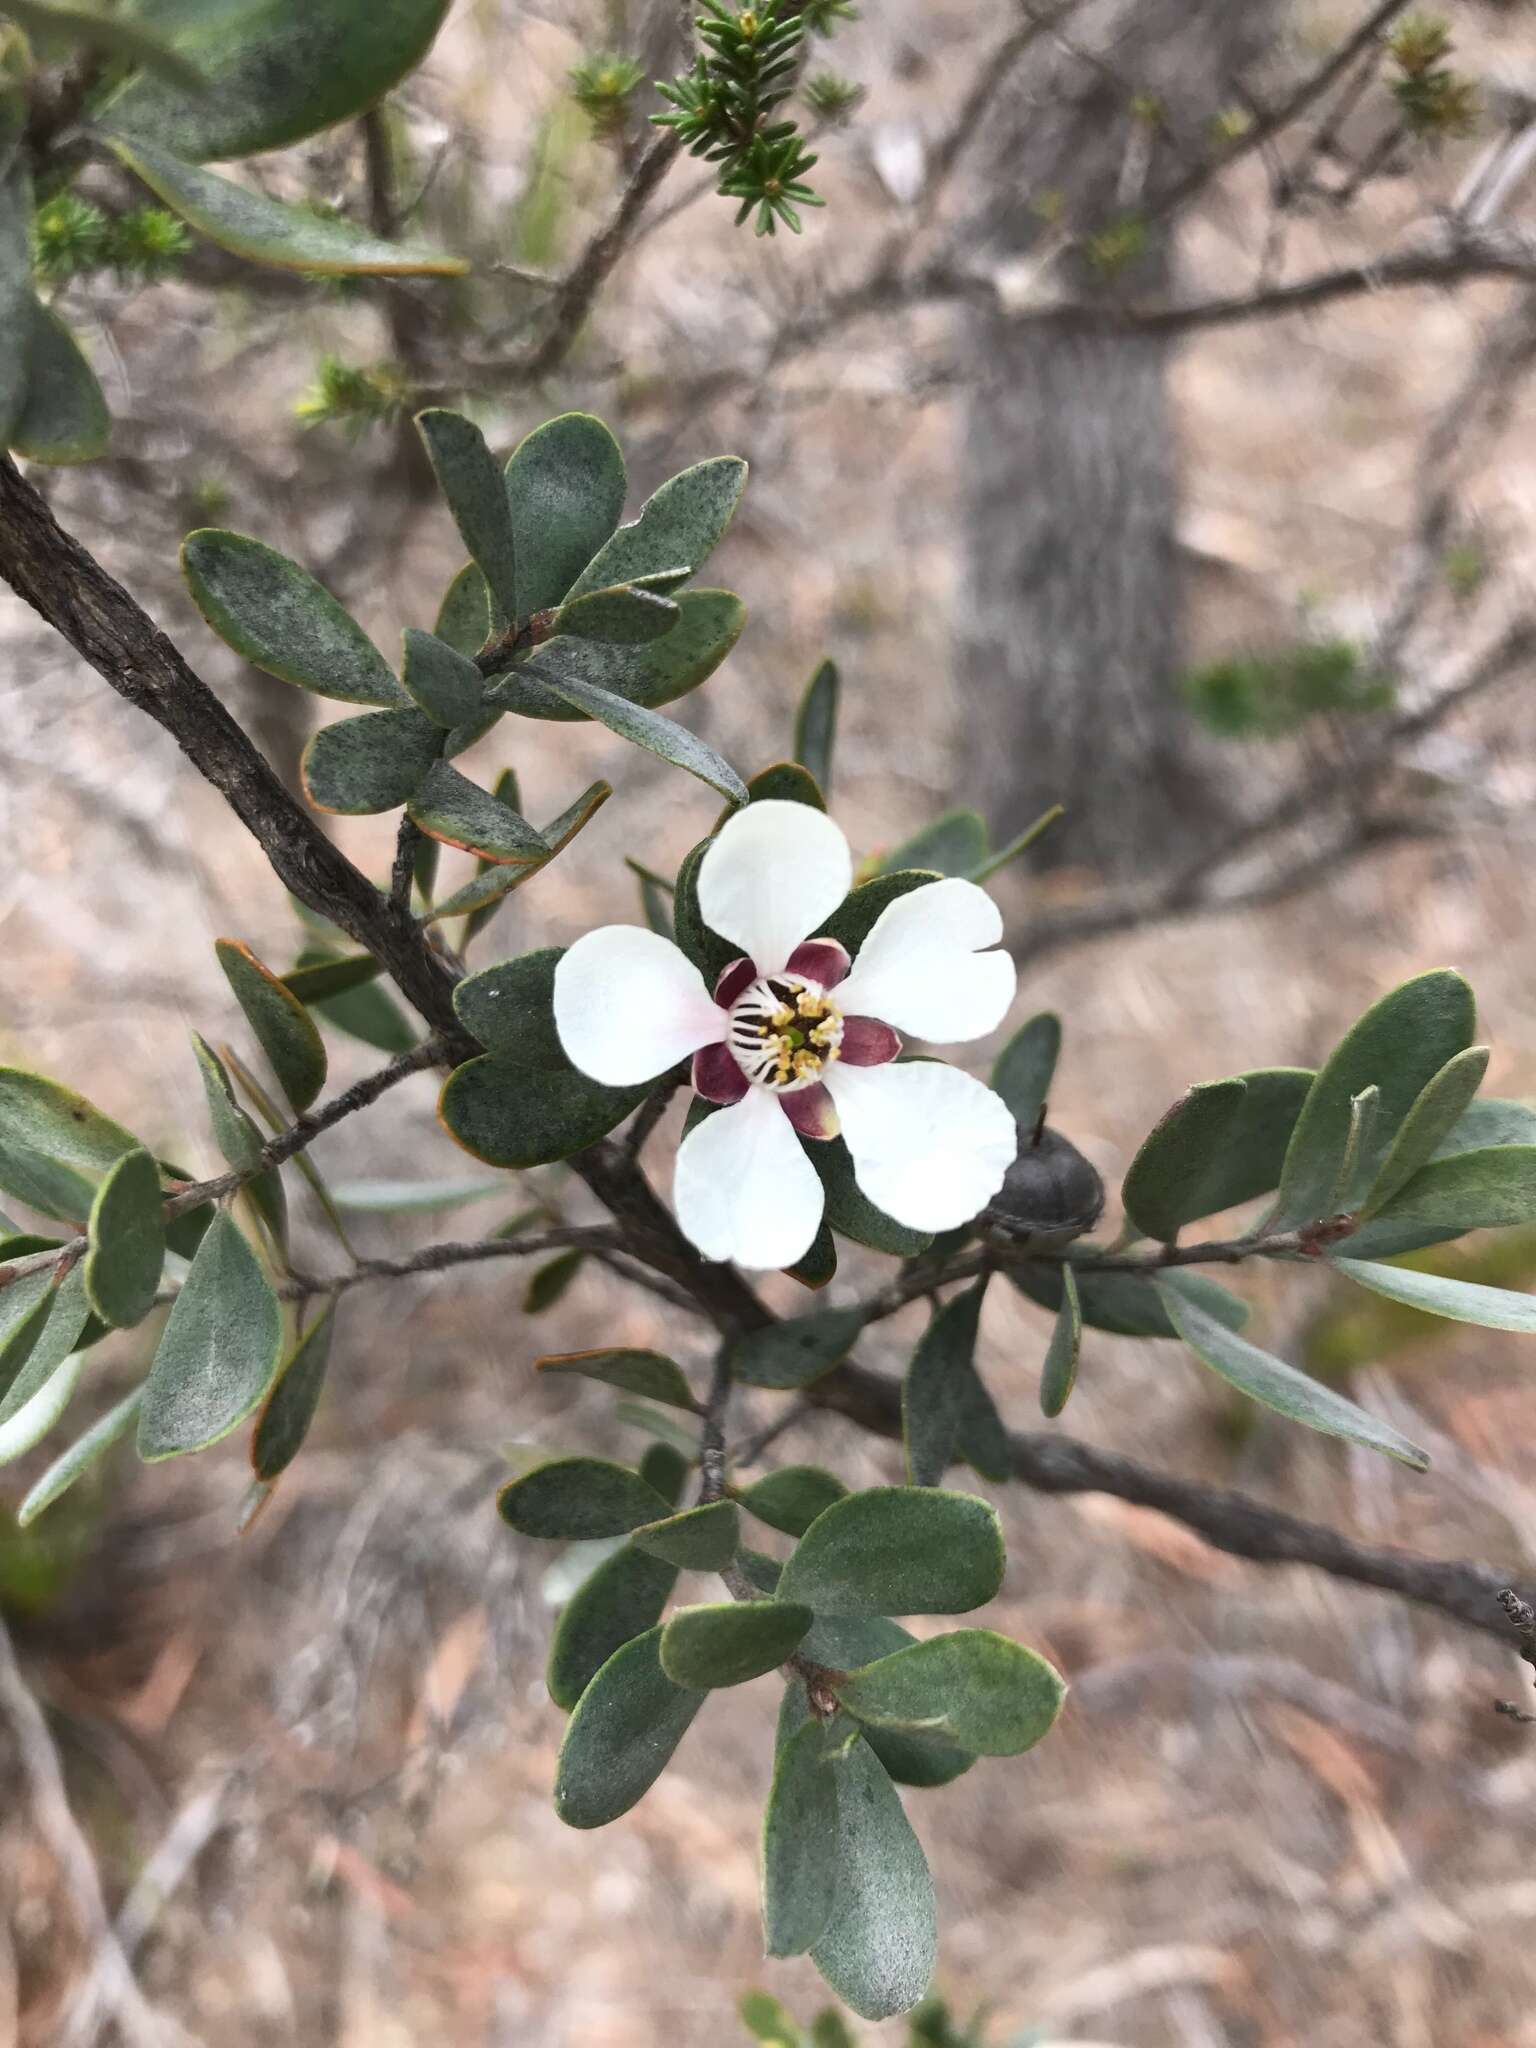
[957, 0, 1282, 874]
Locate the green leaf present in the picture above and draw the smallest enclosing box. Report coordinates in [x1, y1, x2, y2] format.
[1123, 1068, 1316, 1240]
[434, 560, 491, 657]
[813, 870, 936, 959]
[1434, 1097, 1536, 1157]
[953, 1359, 1012, 1482]
[9, 302, 110, 465]
[425, 780, 611, 926]
[808, 1139, 932, 1258]
[489, 590, 746, 722]
[1156, 1273, 1429, 1468]
[454, 947, 570, 1067]
[281, 953, 384, 1004]
[0, 92, 31, 450]
[1010, 1260, 1249, 1338]
[0, 1263, 93, 1427]
[406, 761, 547, 865]
[0, 1273, 59, 1409]
[215, 938, 327, 1113]
[326, 1176, 499, 1215]
[786, 1220, 837, 1291]
[810, 1736, 937, 2022]
[301, 707, 441, 815]
[439, 1054, 645, 1169]
[779, 1486, 1005, 1618]
[968, 804, 1066, 883]
[739, 1465, 847, 1538]
[793, 658, 838, 793]
[1038, 1262, 1081, 1418]
[554, 584, 680, 644]
[565, 456, 746, 601]
[1332, 1255, 1536, 1332]
[631, 1500, 739, 1570]
[138, 1212, 283, 1460]
[180, 528, 406, 707]
[520, 657, 748, 806]
[536, 1347, 698, 1410]
[522, 1249, 585, 1313]
[400, 627, 485, 729]
[0, 1068, 141, 1222]
[84, 1148, 164, 1329]
[1344, 1145, 1536, 1260]
[739, 1991, 804, 2047]
[5, 0, 205, 88]
[902, 1282, 985, 1486]
[416, 409, 520, 620]
[497, 1455, 671, 1540]
[108, 138, 466, 274]
[190, 1032, 263, 1172]
[546, 1544, 678, 1711]
[553, 1625, 704, 1828]
[1269, 971, 1475, 1231]
[763, 1716, 843, 1957]
[833, 1629, 1065, 1757]
[504, 412, 627, 618]
[16, 1385, 144, 1527]
[669, 835, 738, 982]
[659, 1598, 812, 1687]
[730, 1307, 866, 1390]
[782, 1651, 974, 1788]
[992, 1012, 1061, 1131]
[249, 1304, 334, 1480]
[1361, 1046, 1491, 1217]
[877, 810, 988, 879]
[742, 760, 825, 810]
[0, 1349, 85, 1465]
[103, 0, 450, 160]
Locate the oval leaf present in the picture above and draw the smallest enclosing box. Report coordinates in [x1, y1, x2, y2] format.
[536, 1347, 698, 1411]
[810, 1736, 937, 2022]
[902, 1283, 986, 1486]
[1332, 1255, 1536, 1333]
[1362, 1045, 1491, 1217]
[216, 939, 328, 1113]
[546, 1544, 678, 1711]
[302, 707, 442, 815]
[10, 301, 110, 465]
[730, 1307, 866, 1391]
[779, 1486, 1005, 1619]
[553, 1624, 704, 1829]
[138, 1212, 283, 1460]
[416, 409, 519, 620]
[84, 1147, 165, 1329]
[762, 1715, 843, 1958]
[251, 1304, 336, 1480]
[630, 1500, 740, 1571]
[659, 1598, 812, 1688]
[739, 1465, 848, 1538]
[497, 1455, 671, 1539]
[520, 657, 747, 807]
[439, 1054, 645, 1169]
[17, 1385, 144, 1526]
[1038, 1261, 1081, 1418]
[505, 411, 627, 618]
[833, 1629, 1066, 1757]
[565, 456, 745, 601]
[792, 658, 838, 794]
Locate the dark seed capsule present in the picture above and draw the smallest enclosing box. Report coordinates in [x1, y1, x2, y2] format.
[980, 1124, 1105, 1250]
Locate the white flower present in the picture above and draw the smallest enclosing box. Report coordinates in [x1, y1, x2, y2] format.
[553, 800, 1019, 1270]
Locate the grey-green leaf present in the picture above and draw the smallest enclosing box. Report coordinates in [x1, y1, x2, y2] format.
[793, 658, 838, 794]
[138, 1212, 283, 1460]
[110, 139, 466, 275]
[504, 412, 628, 617]
[877, 810, 988, 879]
[779, 1487, 1005, 1618]
[10, 301, 110, 465]
[1038, 1261, 1081, 1418]
[1343, 1145, 1536, 1260]
[1011, 1260, 1250, 1338]
[1332, 1255, 1536, 1333]
[453, 946, 567, 1067]
[416, 409, 519, 621]
[0, 1067, 141, 1221]
[1122, 1079, 1249, 1242]
[631, 1500, 740, 1571]
[1157, 1272, 1429, 1468]
[301, 708, 441, 815]
[565, 456, 746, 601]
[902, 1282, 985, 1486]
[730, 1307, 866, 1390]
[400, 627, 485, 729]
[739, 1466, 848, 1538]
[191, 1032, 263, 1172]
[810, 1736, 937, 2022]
[488, 590, 745, 722]
[181, 530, 406, 707]
[251, 1305, 335, 1480]
[554, 584, 680, 645]
[553, 1625, 704, 1828]
[546, 1544, 678, 1712]
[1269, 971, 1475, 1231]
[520, 658, 747, 806]
[991, 1012, 1061, 1131]
[833, 1629, 1066, 1756]
[659, 1599, 812, 1688]
[406, 761, 547, 865]
[17, 1386, 144, 1527]
[215, 938, 328, 1113]
[1361, 1046, 1491, 1217]
[84, 1148, 164, 1329]
[439, 1054, 644, 1168]
[763, 1716, 843, 1957]
[497, 1455, 671, 1540]
[536, 1347, 698, 1411]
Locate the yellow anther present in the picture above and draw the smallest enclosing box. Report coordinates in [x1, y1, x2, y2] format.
[771, 1005, 794, 1030]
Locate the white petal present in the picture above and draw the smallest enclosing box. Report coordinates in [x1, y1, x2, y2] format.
[673, 1088, 825, 1269]
[824, 1060, 1016, 1231]
[836, 878, 1016, 1043]
[697, 800, 853, 976]
[553, 926, 723, 1086]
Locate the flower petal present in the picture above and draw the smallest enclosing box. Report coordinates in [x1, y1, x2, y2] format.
[835, 878, 1015, 1043]
[840, 1016, 901, 1067]
[697, 800, 853, 977]
[674, 1089, 826, 1269]
[780, 1083, 839, 1140]
[554, 926, 723, 1086]
[714, 957, 756, 1009]
[824, 1060, 1016, 1231]
[693, 1042, 748, 1105]
[785, 937, 850, 988]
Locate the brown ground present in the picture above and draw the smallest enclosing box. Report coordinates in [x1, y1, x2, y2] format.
[6, 2, 1536, 2043]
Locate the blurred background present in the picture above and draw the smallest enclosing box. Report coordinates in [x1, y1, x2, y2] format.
[6, 0, 1536, 2041]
